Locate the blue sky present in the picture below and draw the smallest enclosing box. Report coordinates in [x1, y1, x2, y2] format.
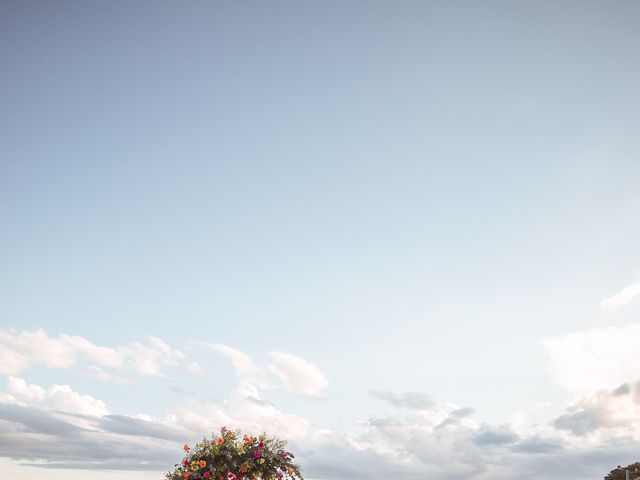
[1, 1, 640, 479]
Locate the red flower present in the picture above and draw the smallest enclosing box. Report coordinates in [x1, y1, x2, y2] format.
[204, 472, 212, 479]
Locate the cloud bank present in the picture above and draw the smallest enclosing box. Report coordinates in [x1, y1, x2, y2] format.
[0, 330, 200, 378]
[1, 329, 640, 479]
[601, 279, 640, 310]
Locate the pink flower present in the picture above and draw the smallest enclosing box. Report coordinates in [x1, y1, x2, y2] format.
[253, 450, 261, 458]
[182, 460, 189, 467]
[204, 473, 212, 479]
[258, 441, 264, 449]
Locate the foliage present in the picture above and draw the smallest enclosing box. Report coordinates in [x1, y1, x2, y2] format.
[604, 462, 640, 480]
[165, 427, 303, 480]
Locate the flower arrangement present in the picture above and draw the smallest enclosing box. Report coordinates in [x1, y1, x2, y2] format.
[165, 427, 304, 480]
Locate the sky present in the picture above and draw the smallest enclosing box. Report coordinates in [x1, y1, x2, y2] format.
[1, 1, 640, 479]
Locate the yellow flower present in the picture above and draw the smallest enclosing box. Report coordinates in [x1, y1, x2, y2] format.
[258, 458, 265, 465]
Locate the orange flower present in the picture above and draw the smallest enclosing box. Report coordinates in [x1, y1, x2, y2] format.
[287, 468, 294, 475]
[199, 460, 206, 468]
[239, 466, 248, 473]
[183, 444, 190, 452]
[182, 472, 191, 480]
[217, 437, 224, 445]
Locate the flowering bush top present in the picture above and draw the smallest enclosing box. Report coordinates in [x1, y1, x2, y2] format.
[165, 427, 303, 480]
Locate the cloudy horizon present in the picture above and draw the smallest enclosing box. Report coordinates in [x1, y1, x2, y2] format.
[1, 1, 640, 479]
[3, 308, 640, 479]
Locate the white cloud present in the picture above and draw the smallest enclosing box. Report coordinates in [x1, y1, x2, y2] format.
[0, 329, 197, 379]
[554, 381, 640, 436]
[148, 337, 185, 363]
[268, 352, 329, 397]
[542, 323, 640, 394]
[205, 344, 329, 397]
[85, 366, 133, 384]
[0, 376, 185, 468]
[121, 342, 170, 377]
[0, 330, 76, 374]
[600, 279, 640, 310]
[169, 388, 311, 444]
[303, 401, 579, 480]
[184, 361, 203, 376]
[202, 342, 270, 396]
[60, 335, 125, 368]
[206, 343, 263, 382]
[0, 335, 637, 480]
[197, 344, 312, 438]
[5, 376, 108, 416]
[0, 372, 634, 480]
[371, 390, 434, 410]
[0, 373, 314, 476]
